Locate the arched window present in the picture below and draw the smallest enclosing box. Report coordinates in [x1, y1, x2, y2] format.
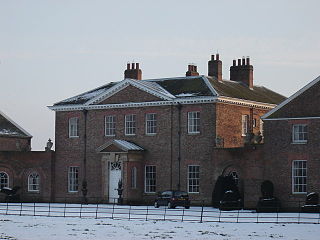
[0, 172, 9, 189]
[131, 167, 137, 189]
[229, 171, 239, 186]
[28, 173, 40, 192]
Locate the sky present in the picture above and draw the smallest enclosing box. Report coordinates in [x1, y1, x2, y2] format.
[0, 0, 320, 150]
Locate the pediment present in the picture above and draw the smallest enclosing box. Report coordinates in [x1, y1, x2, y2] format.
[86, 79, 175, 106]
[97, 139, 144, 153]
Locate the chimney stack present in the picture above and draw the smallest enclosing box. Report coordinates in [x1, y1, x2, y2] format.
[124, 62, 142, 80]
[230, 56, 253, 89]
[208, 53, 222, 81]
[186, 64, 199, 76]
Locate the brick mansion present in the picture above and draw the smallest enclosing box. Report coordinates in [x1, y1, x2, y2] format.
[1, 54, 319, 209]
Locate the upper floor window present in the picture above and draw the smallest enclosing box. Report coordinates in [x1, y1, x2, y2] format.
[28, 173, 40, 192]
[105, 115, 116, 136]
[292, 160, 307, 194]
[125, 114, 136, 135]
[145, 165, 156, 193]
[241, 115, 249, 136]
[69, 117, 79, 138]
[68, 166, 79, 192]
[292, 124, 308, 143]
[188, 112, 200, 134]
[146, 113, 157, 135]
[0, 172, 9, 189]
[188, 165, 200, 193]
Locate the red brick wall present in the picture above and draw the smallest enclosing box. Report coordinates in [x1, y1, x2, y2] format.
[0, 137, 31, 151]
[0, 151, 55, 202]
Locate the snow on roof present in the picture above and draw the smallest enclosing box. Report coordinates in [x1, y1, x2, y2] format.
[113, 140, 144, 151]
[0, 110, 32, 138]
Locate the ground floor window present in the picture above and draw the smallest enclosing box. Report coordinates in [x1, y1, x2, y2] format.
[188, 165, 200, 193]
[145, 166, 156, 193]
[292, 160, 307, 194]
[28, 173, 40, 192]
[131, 167, 137, 189]
[0, 172, 9, 189]
[68, 167, 79, 192]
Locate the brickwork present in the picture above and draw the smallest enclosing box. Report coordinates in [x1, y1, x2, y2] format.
[0, 137, 30, 151]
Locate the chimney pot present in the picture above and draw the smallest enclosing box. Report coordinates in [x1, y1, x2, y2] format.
[246, 57, 250, 65]
[131, 63, 135, 69]
[216, 54, 220, 60]
[233, 60, 236, 66]
[242, 57, 245, 66]
[136, 63, 140, 69]
[127, 63, 130, 70]
[238, 59, 241, 66]
[211, 55, 215, 60]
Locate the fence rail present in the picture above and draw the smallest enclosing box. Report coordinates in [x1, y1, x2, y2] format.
[0, 202, 319, 224]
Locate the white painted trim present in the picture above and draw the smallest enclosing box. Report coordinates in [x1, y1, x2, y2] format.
[217, 96, 277, 109]
[201, 76, 219, 96]
[263, 116, 320, 121]
[0, 110, 32, 138]
[262, 75, 320, 119]
[86, 79, 174, 105]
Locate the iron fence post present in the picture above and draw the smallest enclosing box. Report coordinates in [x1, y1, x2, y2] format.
[33, 202, 36, 216]
[63, 202, 66, 218]
[182, 208, 185, 222]
[112, 199, 115, 219]
[95, 203, 99, 219]
[48, 202, 51, 217]
[6, 202, 8, 215]
[80, 203, 83, 218]
[19, 202, 22, 216]
[145, 205, 149, 221]
[200, 202, 204, 223]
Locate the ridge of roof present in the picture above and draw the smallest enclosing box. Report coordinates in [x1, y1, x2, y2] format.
[262, 75, 320, 119]
[0, 110, 32, 138]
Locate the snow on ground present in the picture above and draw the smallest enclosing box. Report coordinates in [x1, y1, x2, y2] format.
[0, 214, 319, 240]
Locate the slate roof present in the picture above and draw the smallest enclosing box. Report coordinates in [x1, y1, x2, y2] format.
[0, 111, 32, 138]
[53, 76, 285, 106]
[96, 139, 144, 152]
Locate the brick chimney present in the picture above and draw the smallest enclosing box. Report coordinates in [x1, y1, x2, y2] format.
[230, 56, 253, 89]
[124, 62, 142, 80]
[186, 64, 199, 76]
[208, 54, 222, 81]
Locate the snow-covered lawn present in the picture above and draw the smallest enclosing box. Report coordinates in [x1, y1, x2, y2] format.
[1, 214, 320, 240]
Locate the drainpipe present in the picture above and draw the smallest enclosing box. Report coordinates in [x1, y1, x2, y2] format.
[177, 103, 182, 190]
[170, 104, 173, 189]
[81, 109, 88, 203]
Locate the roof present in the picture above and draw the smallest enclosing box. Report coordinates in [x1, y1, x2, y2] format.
[0, 110, 32, 138]
[263, 75, 320, 119]
[52, 75, 285, 107]
[96, 139, 144, 153]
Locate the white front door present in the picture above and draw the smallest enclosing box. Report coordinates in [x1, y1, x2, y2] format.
[109, 161, 122, 203]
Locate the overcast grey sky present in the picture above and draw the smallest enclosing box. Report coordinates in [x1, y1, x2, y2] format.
[0, 0, 319, 150]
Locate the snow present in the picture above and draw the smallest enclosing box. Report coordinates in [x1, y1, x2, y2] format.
[0, 203, 319, 239]
[0, 128, 20, 135]
[113, 140, 144, 151]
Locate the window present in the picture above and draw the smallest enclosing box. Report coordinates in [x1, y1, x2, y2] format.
[69, 117, 79, 137]
[292, 124, 308, 143]
[292, 160, 307, 194]
[145, 166, 156, 193]
[260, 119, 264, 136]
[28, 173, 40, 192]
[105, 115, 116, 136]
[241, 115, 249, 136]
[146, 113, 157, 135]
[188, 112, 200, 134]
[125, 114, 136, 135]
[68, 167, 79, 192]
[0, 172, 9, 189]
[188, 165, 200, 193]
[131, 167, 137, 189]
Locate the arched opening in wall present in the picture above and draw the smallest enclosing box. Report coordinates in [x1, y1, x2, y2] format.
[0, 172, 9, 189]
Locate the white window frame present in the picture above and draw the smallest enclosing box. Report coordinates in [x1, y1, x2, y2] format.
[292, 160, 307, 194]
[145, 165, 156, 193]
[105, 115, 116, 136]
[241, 115, 249, 136]
[188, 165, 200, 193]
[292, 124, 308, 143]
[146, 113, 157, 135]
[28, 173, 40, 192]
[69, 117, 79, 138]
[131, 167, 137, 189]
[188, 111, 200, 134]
[68, 166, 79, 192]
[0, 172, 9, 189]
[125, 114, 136, 136]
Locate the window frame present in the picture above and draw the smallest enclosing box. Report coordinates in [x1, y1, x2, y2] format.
[68, 166, 79, 193]
[241, 115, 249, 136]
[0, 172, 9, 189]
[131, 167, 137, 189]
[292, 160, 307, 194]
[188, 165, 200, 193]
[145, 165, 156, 193]
[105, 115, 116, 136]
[188, 111, 200, 134]
[145, 113, 157, 135]
[125, 114, 136, 136]
[28, 172, 40, 192]
[69, 117, 79, 138]
[292, 124, 308, 144]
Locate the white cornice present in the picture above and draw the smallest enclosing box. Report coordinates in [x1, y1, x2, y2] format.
[48, 96, 276, 112]
[263, 116, 320, 121]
